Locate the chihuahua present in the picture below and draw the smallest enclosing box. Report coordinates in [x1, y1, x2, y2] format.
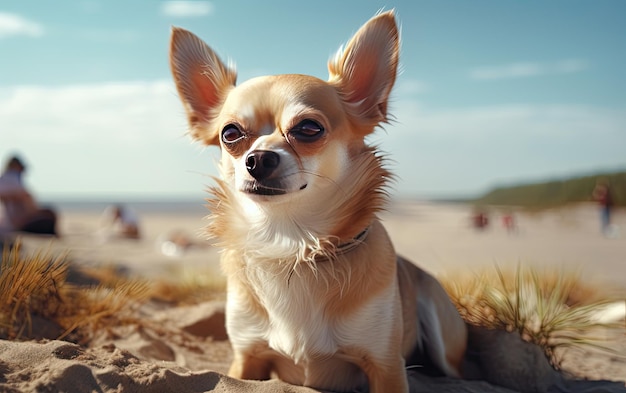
[170, 11, 467, 393]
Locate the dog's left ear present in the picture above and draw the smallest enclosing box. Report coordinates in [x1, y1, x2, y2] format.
[169, 27, 237, 146]
[328, 11, 399, 134]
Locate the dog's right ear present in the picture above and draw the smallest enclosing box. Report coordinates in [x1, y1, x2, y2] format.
[169, 27, 237, 146]
[328, 11, 399, 134]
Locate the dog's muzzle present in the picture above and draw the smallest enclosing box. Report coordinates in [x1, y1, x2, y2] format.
[243, 150, 287, 196]
[246, 150, 280, 180]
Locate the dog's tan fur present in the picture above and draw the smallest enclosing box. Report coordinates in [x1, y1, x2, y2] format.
[170, 11, 467, 393]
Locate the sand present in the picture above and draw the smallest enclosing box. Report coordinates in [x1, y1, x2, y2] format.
[1, 200, 625, 392]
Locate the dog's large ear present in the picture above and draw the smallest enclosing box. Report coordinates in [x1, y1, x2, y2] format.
[328, 11, 399, 133]
[170, 27, 237, 146]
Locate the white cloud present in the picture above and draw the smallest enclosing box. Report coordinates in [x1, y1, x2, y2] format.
[161, 1, 214, 18]
[0, 81, 218, 198]
[0, 12, 44, 38]
[1, 81, 180, 142]
[1, 80, 624, 199]
[375, 100, 626, 196]
[470, 59, 589, 80]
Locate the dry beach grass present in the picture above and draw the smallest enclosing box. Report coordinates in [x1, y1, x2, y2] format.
[442, 265, 625, 368]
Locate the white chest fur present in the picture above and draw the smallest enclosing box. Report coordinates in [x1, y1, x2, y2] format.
[226, 258, 399, 365]
[228, 263, 336, 363]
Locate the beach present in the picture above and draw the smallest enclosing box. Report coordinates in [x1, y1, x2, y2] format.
[41, 199, 626, 289]
[384, 202, 626, 290]
[2, 200, 625, 392]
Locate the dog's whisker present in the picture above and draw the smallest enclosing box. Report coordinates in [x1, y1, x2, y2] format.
[299, 169, 350, 197]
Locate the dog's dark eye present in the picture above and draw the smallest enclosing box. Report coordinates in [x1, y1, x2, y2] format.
[222, 124, 244, 144]
[290, 119, 324, 142]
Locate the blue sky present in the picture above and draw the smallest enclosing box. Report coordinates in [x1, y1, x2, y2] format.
[1, 1, 625, 200]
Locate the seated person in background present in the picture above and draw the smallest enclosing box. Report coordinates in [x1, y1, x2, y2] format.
[101, 204, 141, 239]
[0, 155, 58, 236]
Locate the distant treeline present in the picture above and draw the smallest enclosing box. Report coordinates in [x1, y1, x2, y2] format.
[473, 171, 626, 209]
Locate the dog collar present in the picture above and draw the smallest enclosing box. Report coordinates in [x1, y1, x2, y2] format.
[333, 226, 371, 256]
[308, 227, 370, 264]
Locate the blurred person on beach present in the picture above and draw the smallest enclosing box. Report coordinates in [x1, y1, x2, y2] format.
[502, 211, 516, 234]
[100, 204, 141, 240]
[472, 209, 489, 230]
[592, 180, 615, 237]
[0, 155, 58, 236]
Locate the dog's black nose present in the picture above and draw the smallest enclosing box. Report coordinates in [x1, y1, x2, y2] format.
[245, 150, 280, 180]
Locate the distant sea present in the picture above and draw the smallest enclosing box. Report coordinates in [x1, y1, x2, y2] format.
[43, 196, 468, 216]
[44, 198, 208, 215]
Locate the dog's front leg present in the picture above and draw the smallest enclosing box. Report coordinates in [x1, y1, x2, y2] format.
[228, 351, 272, 380]
[361, 355, 409, 393]
[342, 345, 408, 393]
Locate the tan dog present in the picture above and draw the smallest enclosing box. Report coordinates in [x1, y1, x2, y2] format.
[170, 11, 467, 393]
